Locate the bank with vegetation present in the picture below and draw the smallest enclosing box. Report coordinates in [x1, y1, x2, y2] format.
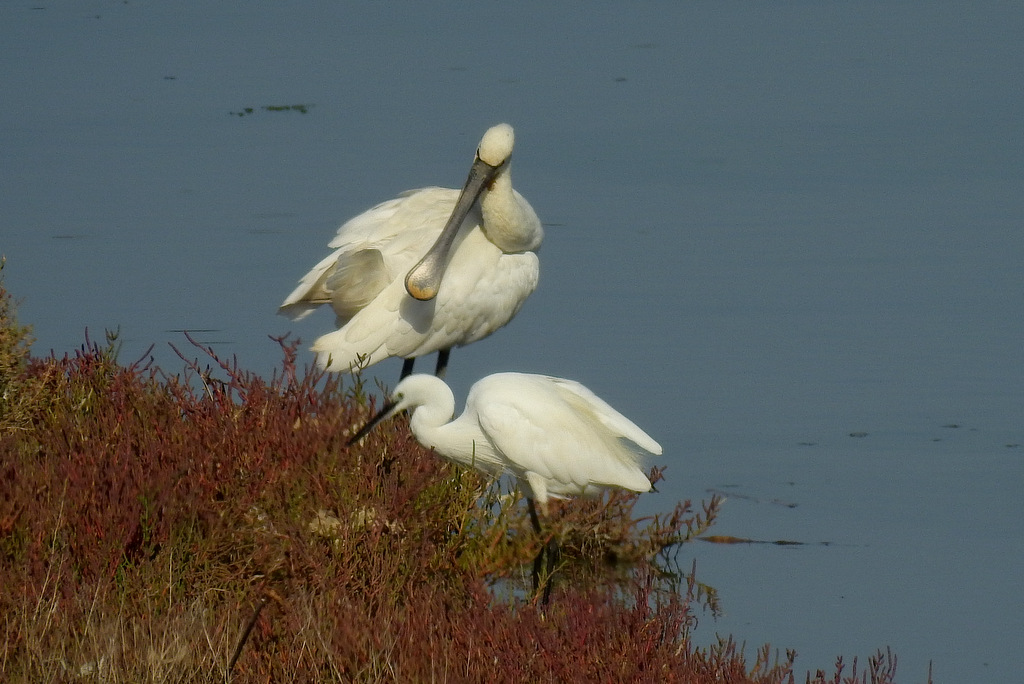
[0, 264, 903, 682]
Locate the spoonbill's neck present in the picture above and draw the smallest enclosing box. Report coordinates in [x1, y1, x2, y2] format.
[480, 168, 543, 254]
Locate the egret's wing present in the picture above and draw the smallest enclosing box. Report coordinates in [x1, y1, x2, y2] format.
[472, 374, 654, 495]
[545, 377, 662, 455]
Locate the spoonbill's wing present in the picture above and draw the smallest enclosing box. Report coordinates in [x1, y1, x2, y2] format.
[279, 187, 457, 322]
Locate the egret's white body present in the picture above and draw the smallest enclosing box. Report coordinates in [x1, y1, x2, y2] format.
[359, 373, 660, 509]
[279, 124, 543, 374]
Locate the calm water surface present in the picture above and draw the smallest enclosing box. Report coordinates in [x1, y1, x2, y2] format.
[3, 2, 1022, 681]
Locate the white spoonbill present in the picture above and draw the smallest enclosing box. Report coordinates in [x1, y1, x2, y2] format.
[279, 124, 543, 378]
[348, 372, 661, 600]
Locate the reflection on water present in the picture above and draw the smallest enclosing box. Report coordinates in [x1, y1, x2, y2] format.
[3, 2, 1022, 681]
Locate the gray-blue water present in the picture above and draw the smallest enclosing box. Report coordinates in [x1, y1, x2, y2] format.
[3, 2, 1022, 681]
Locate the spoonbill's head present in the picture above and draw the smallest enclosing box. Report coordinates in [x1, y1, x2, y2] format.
[476, 123, 515, 169]
[404, 124, 516, 301]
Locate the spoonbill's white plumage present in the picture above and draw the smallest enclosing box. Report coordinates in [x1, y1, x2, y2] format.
[279, 124, 542, 377]
[350, 373, 660, 511]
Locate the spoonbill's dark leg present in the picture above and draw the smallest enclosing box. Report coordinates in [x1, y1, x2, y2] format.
[434, 348, 451, 379]
[527, 498, 557, 605]
[400, 358, 416, 379]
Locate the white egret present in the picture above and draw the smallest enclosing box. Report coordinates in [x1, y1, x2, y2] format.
[279, 124, 543, 378]
[348, 372, 661, 601]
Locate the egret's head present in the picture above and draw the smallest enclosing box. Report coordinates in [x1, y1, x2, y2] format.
[347, 374, 453, 445]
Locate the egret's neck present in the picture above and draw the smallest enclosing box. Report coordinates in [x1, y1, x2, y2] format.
[408, 392, 457, 442]
[480, 169, 543, 254]
[411, 412, 498, 474]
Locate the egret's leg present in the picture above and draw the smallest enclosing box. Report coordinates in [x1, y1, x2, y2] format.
[434, 349, 451, 379]
[527, 498, 542, 534]
[527, 498, 556, 605]
[542, 536, 558, 606]
[400, 358, 416, 379]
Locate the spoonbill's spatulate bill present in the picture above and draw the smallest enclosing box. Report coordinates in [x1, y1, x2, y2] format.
[279, 124, 543, 378]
